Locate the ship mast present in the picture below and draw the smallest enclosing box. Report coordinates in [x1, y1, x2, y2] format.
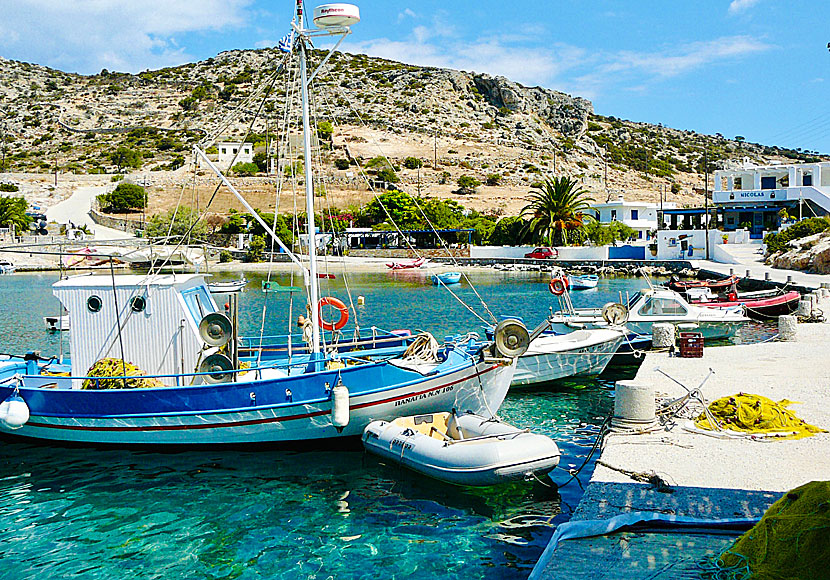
[296, 0, 322, 355]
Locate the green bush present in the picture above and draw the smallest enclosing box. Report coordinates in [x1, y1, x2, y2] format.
[764, 217, 830, 254]
[486, 174, 502, 186]
[219, 250, 234, 263]
[99, 183, 146, 213]
[376, 167, 398, 183]
[456, 175, 481, 194]
[245, 235, 266, 263]
[0, 183, 19, 192]
[110, 174, 124, 183]
[403, 157, 423, 170]
[232, 162, 259, 176]
[334, 158, 350, 170]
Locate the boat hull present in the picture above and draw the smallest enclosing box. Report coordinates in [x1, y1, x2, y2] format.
[0, 353, 515, 446]
[512, 329, 625, 387]
[691, 291, 800, 320]
[567, 275, 598, 290]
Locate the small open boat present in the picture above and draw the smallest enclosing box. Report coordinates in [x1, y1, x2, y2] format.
[567, 274, 598, 290]
[207, 278, 248, 293]
[0, 260, 15, 274]
[686, 288, 800, 319]
[668, 274, 740, 292]
[363, 411, 560, 486]
[431, 271, 462, 285]
[387, 257, 427, 270]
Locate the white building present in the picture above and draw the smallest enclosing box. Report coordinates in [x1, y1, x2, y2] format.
[713, 161, 830, 237]
[589, 195, 676, 241]
[216, 141, 254, 166]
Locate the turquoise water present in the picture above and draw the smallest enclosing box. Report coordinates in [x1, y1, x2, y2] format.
[0, 271, 773, 579]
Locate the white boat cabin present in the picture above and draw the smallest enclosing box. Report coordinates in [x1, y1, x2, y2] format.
[54, 274, 221, 385]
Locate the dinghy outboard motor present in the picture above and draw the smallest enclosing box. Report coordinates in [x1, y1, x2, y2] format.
[493, 318, 530, 359]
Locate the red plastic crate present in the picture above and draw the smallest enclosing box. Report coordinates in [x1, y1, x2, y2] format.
[678, 332, 704, 358]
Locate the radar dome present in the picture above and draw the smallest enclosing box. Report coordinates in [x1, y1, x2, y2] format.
[313, 4, 360, 28]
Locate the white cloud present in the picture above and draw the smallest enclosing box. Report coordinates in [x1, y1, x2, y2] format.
[397, 8, 416, 23]
[728, 0, 761, 14]
[0, 0, 252, 73]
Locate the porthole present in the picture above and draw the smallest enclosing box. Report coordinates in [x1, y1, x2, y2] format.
[130, 296, 146, 313]
[87, 295, 102, 313]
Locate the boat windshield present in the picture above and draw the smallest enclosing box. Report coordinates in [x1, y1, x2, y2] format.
[627, 292, 641, 309]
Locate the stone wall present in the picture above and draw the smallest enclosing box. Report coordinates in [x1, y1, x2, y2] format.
[347, 248, 470, 259]
[89, 208, 144, 234]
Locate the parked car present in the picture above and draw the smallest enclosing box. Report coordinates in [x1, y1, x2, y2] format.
[524, 247, 558, 259]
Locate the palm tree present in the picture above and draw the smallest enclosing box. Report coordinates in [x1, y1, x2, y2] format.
[520, 177, 594, 246]
[0, 195, 30, 232]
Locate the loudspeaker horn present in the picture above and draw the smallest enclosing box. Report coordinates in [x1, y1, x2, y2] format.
[493, 318, 530, 358]
[199, 312, 233, 347]
[199, 353, 234, 384]
[601, 302, 629, 326]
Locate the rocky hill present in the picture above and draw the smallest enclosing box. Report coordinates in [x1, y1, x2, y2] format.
[0, 48, 825, 217]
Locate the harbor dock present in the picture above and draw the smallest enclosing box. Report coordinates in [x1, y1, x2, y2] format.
[531, 298, 830, 579]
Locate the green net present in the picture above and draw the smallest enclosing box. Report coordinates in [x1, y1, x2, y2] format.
[695, 393, 825, 440]
[702, 481, 830, 580]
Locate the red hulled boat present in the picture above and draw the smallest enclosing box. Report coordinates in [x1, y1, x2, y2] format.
[668, 274, 741, 292]
[687, 289, 801, 320]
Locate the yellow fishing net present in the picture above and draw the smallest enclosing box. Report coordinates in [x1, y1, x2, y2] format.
[82, 358, 164, 390]
[695, 393, 825, 440]
[703, 481, 830, 580]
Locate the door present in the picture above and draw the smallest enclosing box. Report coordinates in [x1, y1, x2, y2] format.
[752, 212, 764, 238]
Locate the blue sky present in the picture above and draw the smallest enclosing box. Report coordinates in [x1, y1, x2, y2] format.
[1, 0, 828, 153]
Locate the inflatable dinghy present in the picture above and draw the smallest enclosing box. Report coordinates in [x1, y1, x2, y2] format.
[363, 411, 560, 486]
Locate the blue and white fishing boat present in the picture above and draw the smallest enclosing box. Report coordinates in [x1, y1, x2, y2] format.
[566, 274, 598, 290]
[0, 3, 525, 446]
[431, 271, 462, 285]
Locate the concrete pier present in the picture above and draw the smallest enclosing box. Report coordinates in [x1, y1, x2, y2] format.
[531, 309, 830, 579]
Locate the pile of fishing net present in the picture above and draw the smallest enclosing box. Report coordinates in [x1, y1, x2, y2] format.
[695, 393, 825, 440]
[703, 481, 830, 580]
[82, 358, 164, 390]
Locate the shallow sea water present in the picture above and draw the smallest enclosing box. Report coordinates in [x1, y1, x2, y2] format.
[0, 270, 774, 579]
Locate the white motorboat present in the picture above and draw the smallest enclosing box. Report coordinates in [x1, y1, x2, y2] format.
[566, 274, 598, 290]
[512, 328, 625, 388]
[548, 286, 748, 340]
[0, 260, 15, 274]
[363, 411, 560, 486]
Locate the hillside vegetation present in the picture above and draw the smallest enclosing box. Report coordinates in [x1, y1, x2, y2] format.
[0, 49, 824, 217]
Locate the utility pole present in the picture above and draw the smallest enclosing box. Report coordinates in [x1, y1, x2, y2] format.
[659, 184, 663, 231]
[433, 131, 437, 169]
[553, 148, 557, 174]
[704, 147, 710, 260]
[54, 152, 58, 186]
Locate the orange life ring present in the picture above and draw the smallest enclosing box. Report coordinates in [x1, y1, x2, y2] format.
[318, 297, 349, 331]
[549, 277, 568, 296]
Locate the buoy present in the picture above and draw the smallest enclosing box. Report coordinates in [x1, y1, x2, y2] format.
[332, 381, 349, 432]
[0, 394, 30, 430]
[357, 295, 365, 306]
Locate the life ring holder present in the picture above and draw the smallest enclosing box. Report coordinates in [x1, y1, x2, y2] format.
[549, 277, 569, 296]
[318, 297, 349, 331]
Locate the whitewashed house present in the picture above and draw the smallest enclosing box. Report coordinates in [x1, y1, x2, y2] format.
[589, 195, 676, 241]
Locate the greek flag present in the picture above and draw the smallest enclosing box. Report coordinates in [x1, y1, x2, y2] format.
[278, 32, 294, 53]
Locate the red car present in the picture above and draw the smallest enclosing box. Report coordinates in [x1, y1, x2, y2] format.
[524, 247, 558, 259]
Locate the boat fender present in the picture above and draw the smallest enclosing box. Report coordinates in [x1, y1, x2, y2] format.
[0, 393, 29, 430]
[549, 278, 568, 296]
[332, 381, 349, 432]
[318, 297, 349, 331]
[728, 292, 738, 302]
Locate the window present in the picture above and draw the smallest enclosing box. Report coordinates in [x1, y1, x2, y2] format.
[611, 210, 617, 221]
[87, 295, 102, 313]
[221, 148, 227, 155]
[734, 177, 742, 190]
[638, 297, 687, 317]
[804, 174, 813, 186]
[631, 209, 639, 220]
[761, 176, 776, 190]
[130, 296, 146, 313]
[181, 286, 216, 323]
[638, 230, 643, 239]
